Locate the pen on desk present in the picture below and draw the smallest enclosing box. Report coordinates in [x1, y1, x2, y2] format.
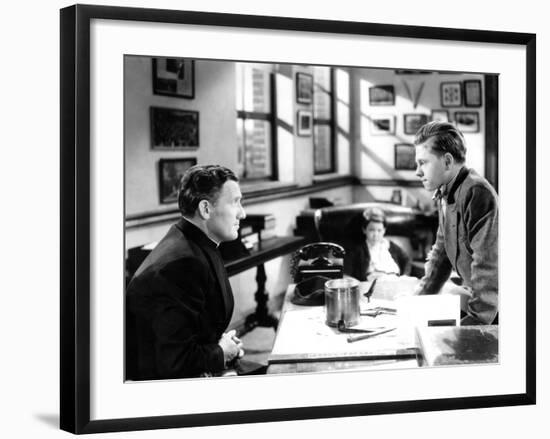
[347, 327, 396, 343]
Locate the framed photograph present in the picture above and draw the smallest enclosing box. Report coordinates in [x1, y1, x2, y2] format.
[369, 85, 395, 105]
[152, 57, 195, 98]
[431, 109, 449, 122]
[150, 107, 199, 149]
[464, 79, 483, 107]
[60, 4, 535, 434]
[441, 81, 463, 107]
[394, 143, 417, 170]
[369, 114, 395, 135]
[296, 110, 313, 136]
[296, 72, 313, 104]
[403, 113, 429, 135]
[454, 111, 480, 132]
[159, 158, 197, 204]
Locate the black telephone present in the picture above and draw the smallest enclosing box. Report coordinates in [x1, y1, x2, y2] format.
[293, 242, 345, 283]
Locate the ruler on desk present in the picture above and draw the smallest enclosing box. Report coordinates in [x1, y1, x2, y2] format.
[268, 348, 419, 364]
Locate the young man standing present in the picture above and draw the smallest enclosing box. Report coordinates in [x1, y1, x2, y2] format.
[414, 121, 499, 325]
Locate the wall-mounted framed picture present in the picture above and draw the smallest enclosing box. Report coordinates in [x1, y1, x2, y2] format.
[394, 143, 417, 170]
[431, 109, 450, 123]
[159, 158, 197, 204]
[152, 57, 195, 99]
[150, 106, 199, 149]
[441, 81, 462, 107]
[369, 114, 395, 135]
[296, 110, 313, 136]
[464, 79, 483, 107]
[454, 111, 480, 133]
[403, 113, 429, 135]
[296, 72, 313, 104]
[369, 85, 395, 106]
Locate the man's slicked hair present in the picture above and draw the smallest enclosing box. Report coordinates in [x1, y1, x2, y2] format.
[414, 121, 467, 163]
[177, 164, 238, 216]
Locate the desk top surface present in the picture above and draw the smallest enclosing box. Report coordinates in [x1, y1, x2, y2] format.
[267, 277, 498, 374]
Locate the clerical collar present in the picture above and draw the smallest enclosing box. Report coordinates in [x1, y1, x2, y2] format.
[177, 217, 220, 249]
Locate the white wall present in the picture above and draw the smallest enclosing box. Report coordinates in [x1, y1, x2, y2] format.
[125, 57, 238, 215]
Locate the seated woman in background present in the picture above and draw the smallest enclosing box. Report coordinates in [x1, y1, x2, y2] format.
[344, 207, 411, 281]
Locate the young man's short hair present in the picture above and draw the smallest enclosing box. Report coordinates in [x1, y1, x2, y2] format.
[414, 121, 467, 163]
[178, 164, 238, 216]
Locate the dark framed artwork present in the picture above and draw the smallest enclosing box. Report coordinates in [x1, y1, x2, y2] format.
[394, 143, 417, 170]
[159, 158, 197, 204]
[60, 4, 536, 434]
[454, 111, 480, 132]
[441, 81, 463, 107]
[369, 114, 395, 135]
[152, 57, 195, 98]
[369, 85, 395, 105]
[296, 110, 312, 136]
[150, 106, 199, 149]
[296, 72, 313, 104]
[464, 79, 483, 107]
[403, 113, 429, 135]
[431, 109, 449, 122]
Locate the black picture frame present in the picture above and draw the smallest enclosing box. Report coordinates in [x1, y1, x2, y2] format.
[454, 111, 480, 133]
[60, 4, 536, 434]
[403, 113, 429, 135]
[394, 143, 417, 170]
[152, 57, 195, 99]
[150, 106, 199, 149]
[464, 79, 483, 107]
[296, 110, 313, 136]
[369, 114, 395, 135]
[159, 158, 197, 204]
[369, 85, 395, 105]
[296, 72, 313, 104]
[441, 81, 463, 107]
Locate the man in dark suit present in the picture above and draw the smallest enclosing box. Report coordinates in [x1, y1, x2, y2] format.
[127, 164, 247, 379]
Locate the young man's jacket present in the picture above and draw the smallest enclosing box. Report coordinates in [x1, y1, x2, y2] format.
[127, 218, 233, 379]
[418, 166, 499, 325]
[344, 240, 411, 281]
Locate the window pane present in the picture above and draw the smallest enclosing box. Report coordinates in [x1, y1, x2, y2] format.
[236, 119, 272, 179]
[313, 66, 331, 120]
[314, 124, 333, 173]
[237, 64, 271, 113]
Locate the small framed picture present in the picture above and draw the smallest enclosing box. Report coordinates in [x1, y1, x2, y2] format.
[296, 110, 313, 136]
[454, 111, 480, 133]
[159, 158, 197, 204]
[403, 113, 429, 135]
[369, 85, 395, 106]
[441, 81, 462, 107]
[431, 109, 449, 123]
[150, 107, 199, 149]
[152, 57, 195, 99]
[464, 79, 483, 107]
[369, 115, 395, 135]
[296, 72, 313, 104]
[394, 143, 417, 170]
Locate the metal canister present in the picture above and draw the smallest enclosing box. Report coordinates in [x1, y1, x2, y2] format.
[324, 277, 361, 327]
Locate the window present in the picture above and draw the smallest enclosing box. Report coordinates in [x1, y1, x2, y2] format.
[313, 66, 336, 174]
[235, 63, 276, 180]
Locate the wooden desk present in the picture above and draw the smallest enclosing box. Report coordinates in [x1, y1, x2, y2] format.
[267, 281, 498, 374]
[267, 283, 421, 374]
